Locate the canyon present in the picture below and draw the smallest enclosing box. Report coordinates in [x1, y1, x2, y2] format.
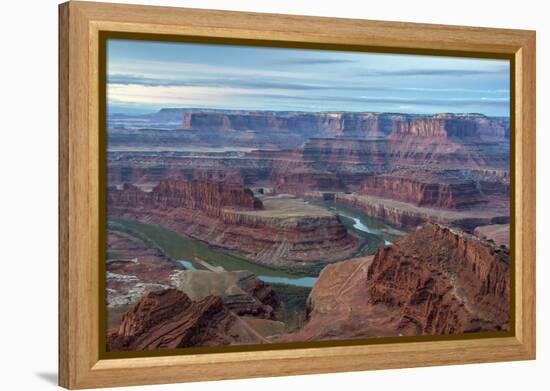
[281, 224, 509, 342]
[108, 223, 510, 350]
[108, 179, 361, 267]
[105, 108, 511, 350]
[108, 110, 509, 233]
[105, 224, 282, 329]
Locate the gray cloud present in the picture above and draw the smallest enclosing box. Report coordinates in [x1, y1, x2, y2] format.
[108, 74, 331, 91]
[255, 93, 509, 108]
[272, 58, 358, 66]
[106, 74, 410, 93]
[109, 73, 508, 95]
[358, 67, 508, 77]
[108, 74, 184, 87]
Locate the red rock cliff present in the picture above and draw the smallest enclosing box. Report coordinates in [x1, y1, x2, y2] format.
[107, 289, 270, 351]
[281, 224, 509, 342]
[366, 224, 509, 334]
[108, 178, 263, 217]
[177, 110, 508, 140]
[390, 115, 480, 139]
[108, 180, 360, 266]
[358, 168, 487, 209]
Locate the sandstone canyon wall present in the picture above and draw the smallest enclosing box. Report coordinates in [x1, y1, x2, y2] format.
[282, 224, 509, 342]
[107, 110, 510, 206]
[358, 168, 488, 209]
[108, 179, 361, 266]
[107, 223, 510, 350]
[109, 178, 263, 215]
[107, 289, 274, 351]
[176, 110, 508, 141]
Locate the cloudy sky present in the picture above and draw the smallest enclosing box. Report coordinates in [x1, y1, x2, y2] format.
[107, 39, 510, 116]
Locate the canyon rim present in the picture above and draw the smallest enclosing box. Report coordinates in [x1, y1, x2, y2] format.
[103, 38, 511, 354]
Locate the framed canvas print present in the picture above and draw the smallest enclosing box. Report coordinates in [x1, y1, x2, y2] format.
[58, 1, 536, 389]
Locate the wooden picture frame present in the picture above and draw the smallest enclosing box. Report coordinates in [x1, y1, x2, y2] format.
[59, 1, 536, 389]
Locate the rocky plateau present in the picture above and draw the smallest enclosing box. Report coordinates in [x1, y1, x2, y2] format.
[108, 179, 361, 266]
[105, 108, 511, 350]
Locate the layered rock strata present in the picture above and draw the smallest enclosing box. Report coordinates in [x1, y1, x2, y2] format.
[107, 129, 509, 195]
[108, 180, 360, 266]
[358, 168, 487, 209]
[169, 270, 278, 318]
[282, 224, 509, 342]
[175, 110, 509, 141]
[334, 192, 508, 231]
[389, 114, 485, 139]
[109, 178, 263, 215]
[106, 228, 280, 328]
[107, 289, 279, 351]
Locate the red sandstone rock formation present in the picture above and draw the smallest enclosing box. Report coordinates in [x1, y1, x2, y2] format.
[366, 224, 509, 334]
[108, 124, 509, 193]
[181, 111, 193, 129]
[358, 168, 487, 209]
[107, 110, 509, 191]
[474, 116, 510, 140]
[107, 289, 267, 351]
[390, 115, 480, 139]
[106, 228, 280, 327]
[107, 231, 181, 287]
[334, 191, 509, 232]
[175, 110, 508, 141]
[108, 178, 263, 216]
[301, 138, 390, 170]
[281, 224, 509, 342]
[108, 179, 360, 266]
[298, 136, 509, 174]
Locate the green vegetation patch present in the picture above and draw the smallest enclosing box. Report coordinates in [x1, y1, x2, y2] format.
[270, 283, 311, 312]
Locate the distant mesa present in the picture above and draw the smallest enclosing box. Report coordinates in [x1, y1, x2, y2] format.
[107, 109, 510, 198]
[392, 117, 476, 138]
[173, 109, 509, 141]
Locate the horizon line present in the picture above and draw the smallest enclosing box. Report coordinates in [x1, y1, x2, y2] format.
[107, 106, 510, 118]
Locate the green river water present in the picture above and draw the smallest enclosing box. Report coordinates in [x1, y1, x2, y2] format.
[108, 201, 404, 288]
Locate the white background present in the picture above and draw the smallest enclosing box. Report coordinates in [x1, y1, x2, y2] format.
[0, 0, 547, 389]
